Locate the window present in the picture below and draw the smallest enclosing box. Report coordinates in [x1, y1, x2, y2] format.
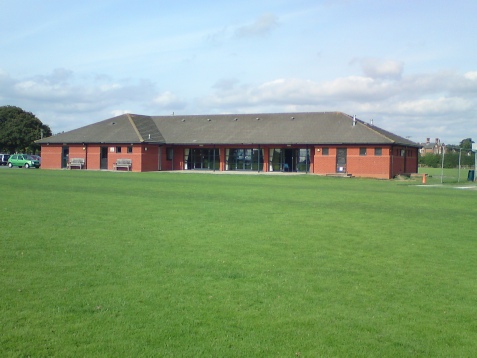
[166, 147, 173, 161]
[375, 148, 382, 156]
[116, 146, 122, 153]
[401, 149, 406, 157]
[322, 147, 329, 155]
[127, 146, 133, 153]
[227, 148, 264, 171]
[359, 147, 367, 156]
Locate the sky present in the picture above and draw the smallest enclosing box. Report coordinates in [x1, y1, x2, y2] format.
[1, 0, 476, 145]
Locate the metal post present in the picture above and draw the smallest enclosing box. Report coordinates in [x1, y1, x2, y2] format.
[258, 145, 260, 173]
[306, 145, 308, 174]
[474, 150, 477, 181]
[458, 148, 462, 183]
[440, 147, 445, 184]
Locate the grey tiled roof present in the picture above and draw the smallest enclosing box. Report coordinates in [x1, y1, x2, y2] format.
[37, 114, 145, 144]
[37, 111, 419, 147]
[129, 114, 165, 143]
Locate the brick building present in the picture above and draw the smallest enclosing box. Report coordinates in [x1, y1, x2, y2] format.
[36, 112, 420, 179]
[420, 138, 445, 155]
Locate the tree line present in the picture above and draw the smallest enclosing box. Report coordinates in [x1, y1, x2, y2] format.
[0, 105, 52, 154]
[419, 151, 475, 168]
[419, 138, 475, 168]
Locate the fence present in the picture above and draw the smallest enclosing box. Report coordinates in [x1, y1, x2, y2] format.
[419, 150, 476, 184]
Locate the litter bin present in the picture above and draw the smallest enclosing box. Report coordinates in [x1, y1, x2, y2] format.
[468, 170, 475, 181]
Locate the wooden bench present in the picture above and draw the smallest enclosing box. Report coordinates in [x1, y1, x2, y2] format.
[113, 158, 132, 171]
[67, 158, 85, 169]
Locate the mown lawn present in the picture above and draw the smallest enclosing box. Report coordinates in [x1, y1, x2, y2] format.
[1, 169, 476, 357]
[419, 166, 475, 184]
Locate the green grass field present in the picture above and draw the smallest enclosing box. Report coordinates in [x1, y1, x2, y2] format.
[419, 166, 475, 184]
[1, 169, 476, 357]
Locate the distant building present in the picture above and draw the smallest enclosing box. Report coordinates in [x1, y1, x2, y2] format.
[420, 138, 446, 155]
[36, 112, 420, 179]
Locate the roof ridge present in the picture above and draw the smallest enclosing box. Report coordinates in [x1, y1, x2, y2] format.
[126, 113, 144, 142]
[151, 111, 346, 118]
[356, 118, 415, 145]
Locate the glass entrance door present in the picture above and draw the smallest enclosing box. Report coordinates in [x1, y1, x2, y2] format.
[186, 148, 219, 170]
[269, 148, 309, 172]
[226, 148, 263, 171]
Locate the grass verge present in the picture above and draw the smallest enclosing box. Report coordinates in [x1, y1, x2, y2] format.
[1, 169, 476, 356]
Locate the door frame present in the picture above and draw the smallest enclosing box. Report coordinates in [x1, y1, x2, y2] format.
[100, 146, 108, 170]
[62, 146, 69, 169]
[336, 148, 347, 173]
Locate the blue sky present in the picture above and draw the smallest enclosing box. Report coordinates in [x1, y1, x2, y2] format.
[1, 0, 476, 145]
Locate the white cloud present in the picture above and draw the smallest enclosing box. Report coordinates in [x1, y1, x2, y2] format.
[212, 78, 240, 91]
[234, 14, 278, 38]
[111, 109, 131, 117]
[0, 68, 160, 130]
[2, 65, 477, 145]
[199, 69, 477, 143]
[393, 97, 473, 115]
[465, 71, 477, 80]
[353, 58, 404, 80]
[153, 91, 186, 110]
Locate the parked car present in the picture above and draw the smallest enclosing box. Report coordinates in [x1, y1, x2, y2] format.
[30, 155, 42, 164]
[7, 154, 41, 168]
[0, 154, 10, 165]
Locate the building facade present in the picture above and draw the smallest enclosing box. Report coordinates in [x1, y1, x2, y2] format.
[37, 112, 420, 179]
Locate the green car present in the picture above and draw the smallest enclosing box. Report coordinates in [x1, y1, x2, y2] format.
[7, 154, 41, 169]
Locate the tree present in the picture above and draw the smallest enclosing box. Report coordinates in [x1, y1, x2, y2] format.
[0, 106, 52, 153]
[459, 138, 473, 151]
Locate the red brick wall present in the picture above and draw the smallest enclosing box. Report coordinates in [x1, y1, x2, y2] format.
[173, 147, 185, 170]
[160, 146, 175, 171]
[314, 146, 338, 175]
[40, 143, 418, 179]
[390, 146, 419, 177]
[406, 148, 419, 173]
[107, 145, 129, 171]
[68, 145, 87, 168]
[140, 145, 159, 171]
[87, 144, 159, 171]
[39, 145, 62, 169]
[347, 147, 392, 179]
[40, 144, 161, 171]
[85, 146, 100, 170]
[313, 145, 394, 178]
